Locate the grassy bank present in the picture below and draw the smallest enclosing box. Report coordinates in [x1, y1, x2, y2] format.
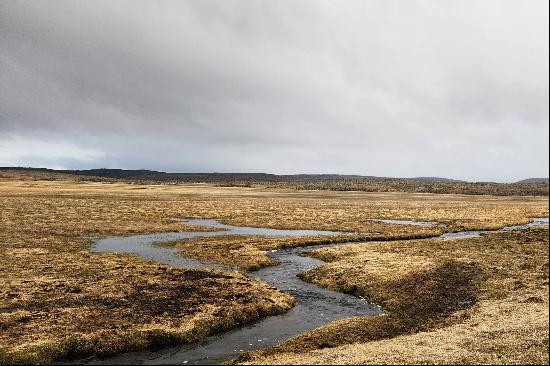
[0, 266, 293, 364]
[236, 228, 549, 364]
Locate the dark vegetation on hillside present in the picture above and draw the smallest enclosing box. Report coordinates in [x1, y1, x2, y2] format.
[516, 178, 549, 184]
[1, 167, 548, 196]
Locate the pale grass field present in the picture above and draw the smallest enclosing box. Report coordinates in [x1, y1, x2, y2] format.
[0, 171, 548, 364]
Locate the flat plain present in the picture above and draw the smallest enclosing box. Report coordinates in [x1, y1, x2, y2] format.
[0, 170, 548, 364]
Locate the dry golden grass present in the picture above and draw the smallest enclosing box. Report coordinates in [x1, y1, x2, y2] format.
[239, 298, 549, 365]
[238, 228, 549, 365]
[1, 170, 548, 364]
[0, 176, 298, 364]
[153, 185, 548, 270]
[1, 170, 547, 236]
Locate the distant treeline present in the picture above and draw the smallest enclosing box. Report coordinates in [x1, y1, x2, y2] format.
[257, 179, 549, 196]
[1, 167, 548, 196]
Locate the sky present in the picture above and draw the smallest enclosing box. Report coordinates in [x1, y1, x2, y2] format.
[1, 0, 548, 182]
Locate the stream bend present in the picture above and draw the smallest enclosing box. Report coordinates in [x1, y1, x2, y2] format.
[81, 217, 548, 365]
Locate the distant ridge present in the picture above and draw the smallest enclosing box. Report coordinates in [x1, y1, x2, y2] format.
[0, 167, 549, 196]
[0, 167, 436, 182]
[1, 167, 548, 197]
[1, 167, 547, 185]
[412, 177, 466, 183]
[516, 178, 549, 184]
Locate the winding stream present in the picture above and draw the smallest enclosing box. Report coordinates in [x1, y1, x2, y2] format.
[79, 217, 548, 365]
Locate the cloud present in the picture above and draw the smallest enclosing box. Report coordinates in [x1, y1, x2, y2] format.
[0, 133, 107, 168]
[0, 0, 548, 181]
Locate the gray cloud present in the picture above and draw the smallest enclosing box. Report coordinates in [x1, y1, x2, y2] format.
[1, 0, 548, 182]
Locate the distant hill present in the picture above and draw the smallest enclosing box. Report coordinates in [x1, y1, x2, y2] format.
[1, 167, 548, 196]
[0, 168, 452, 183]
[0, 167, 280, 182]
[412, 177, 466, 183]
[516, 178, 549, 184]
[0, 168, 393, 183]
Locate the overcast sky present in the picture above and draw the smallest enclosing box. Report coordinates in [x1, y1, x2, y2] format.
[1, 1, 548, 182]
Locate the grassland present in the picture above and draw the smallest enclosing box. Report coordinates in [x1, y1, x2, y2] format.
[0, 170, 548, 364]
[3, 168, 548, 196]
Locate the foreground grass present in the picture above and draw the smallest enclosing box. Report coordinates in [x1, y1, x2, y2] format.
[0, 179, 298, 364]
[236, 228, 549, 364]
[0, 265, 293, 364]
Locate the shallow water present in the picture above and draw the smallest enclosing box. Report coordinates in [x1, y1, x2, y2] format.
[84, 220, 379, 365]
[78, 217, 548, 365]
[502, 217, 549, 231]
[88, 243, 380, 365]
[92, 219, 351, 271]
[437, 217, 549, 240]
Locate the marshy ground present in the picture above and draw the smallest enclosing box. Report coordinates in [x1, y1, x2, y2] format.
[0, 170, 548, 364]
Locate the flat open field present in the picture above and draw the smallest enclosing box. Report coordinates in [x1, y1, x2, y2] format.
[0, 170, 548, 364]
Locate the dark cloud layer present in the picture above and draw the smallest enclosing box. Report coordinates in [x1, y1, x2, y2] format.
[1, 0, 548, 182]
